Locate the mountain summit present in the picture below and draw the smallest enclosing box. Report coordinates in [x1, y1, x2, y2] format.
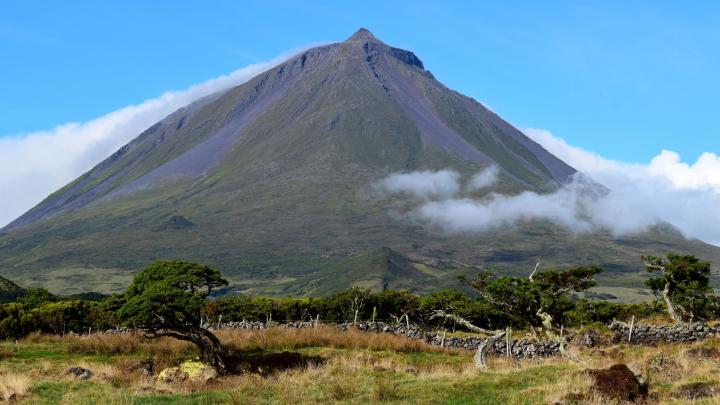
[1, 29, 717, 295]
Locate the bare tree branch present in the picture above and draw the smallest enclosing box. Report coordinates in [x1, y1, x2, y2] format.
[529, 262, 540, 282]
[430, 310, 499, 335]
[474, 331, 506, 369]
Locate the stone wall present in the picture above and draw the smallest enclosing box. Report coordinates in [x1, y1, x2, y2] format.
[610, 322, 720, 344]
[213, 320, 562, 358]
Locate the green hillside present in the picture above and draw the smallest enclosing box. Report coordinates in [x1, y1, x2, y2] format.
[1, 29, 718, 296]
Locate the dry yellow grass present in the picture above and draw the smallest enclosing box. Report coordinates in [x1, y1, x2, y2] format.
[27, 325, 446, 358]
[0, 373, 30, 401]
[15, 327, 720, 403]
[214, 325, 448, 353]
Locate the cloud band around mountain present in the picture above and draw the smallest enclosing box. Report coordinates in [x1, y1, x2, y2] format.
[379, 130, 720, 245]
[0, 47, 311, 229]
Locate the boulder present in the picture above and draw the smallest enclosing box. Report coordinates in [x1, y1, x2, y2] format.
[156, 360, 218, 384]
[67, 366, 93, 380]
[135, 359, 154, 376]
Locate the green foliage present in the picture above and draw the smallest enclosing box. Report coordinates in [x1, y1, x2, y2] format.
[460, 266, 603, 328]
[117, 260, 228, 331]
[644, 253, 715, 320]
[20, 288, 58, 309]
[564, 299, 664, 325]
[117, 260, 230, 372]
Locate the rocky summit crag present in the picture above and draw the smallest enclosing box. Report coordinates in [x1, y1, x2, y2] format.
[1, 29, 719, 295]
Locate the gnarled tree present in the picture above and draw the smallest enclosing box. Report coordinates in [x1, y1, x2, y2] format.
[643, 254, 712, 323]
[117, 260, 229, 374]
[461, 264, 602, 335]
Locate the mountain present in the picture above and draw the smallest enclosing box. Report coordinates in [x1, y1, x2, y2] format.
[1, 29, 719, 296]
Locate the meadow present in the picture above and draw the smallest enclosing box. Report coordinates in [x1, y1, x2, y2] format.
[0, 325, 719, 404]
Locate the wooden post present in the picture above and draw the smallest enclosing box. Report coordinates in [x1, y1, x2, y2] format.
[506, 327, 511, 357]
[371, 306, 377, 323]
[405, 313, 410, 328]
[441, 330, 446, 348]
[628, 315, 635, 343]
[354, 308, 359, 324]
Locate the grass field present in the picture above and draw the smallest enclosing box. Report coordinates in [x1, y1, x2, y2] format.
[0, 326, 719, 404]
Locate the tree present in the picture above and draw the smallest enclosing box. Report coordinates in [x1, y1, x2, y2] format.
[461, 265, 602, 333]
[19, 288, 57, 309]
[643, 254, 713, 322]
[117, 260, 229, 373]
[376, 290, 419, 326]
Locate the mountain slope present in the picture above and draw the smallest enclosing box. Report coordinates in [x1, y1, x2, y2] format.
[1, 29, 718, 295]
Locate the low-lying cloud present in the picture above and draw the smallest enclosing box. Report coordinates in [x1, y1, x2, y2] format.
[375, 170, 461, 199]
[379, 133, 720, 246]
[0, 47, 309, 228]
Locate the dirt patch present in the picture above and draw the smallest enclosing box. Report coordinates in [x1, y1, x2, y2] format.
[673, 382, 719, 400]
[586, 364, 648, 402]
[685, 347, 720, 359]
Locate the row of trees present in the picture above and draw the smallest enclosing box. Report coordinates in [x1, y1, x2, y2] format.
[0, 254, 713, 373]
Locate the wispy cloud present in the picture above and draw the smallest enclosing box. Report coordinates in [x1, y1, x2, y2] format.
[0, 47, 309, 228]
[378, 132, 720, 245]
[375, 170, 461, 199]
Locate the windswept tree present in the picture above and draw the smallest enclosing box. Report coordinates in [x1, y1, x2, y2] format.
[460, 264, 602, 334]
[643, 254, 713, 322]
[117, 260, 229, 373]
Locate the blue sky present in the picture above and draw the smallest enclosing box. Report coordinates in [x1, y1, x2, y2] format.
[1, 1, 718, 162]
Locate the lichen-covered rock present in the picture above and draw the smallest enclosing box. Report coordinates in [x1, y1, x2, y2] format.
[135, 359, 154, 376]
[156, 360, 218, 384]
[67, 366, 93, 380]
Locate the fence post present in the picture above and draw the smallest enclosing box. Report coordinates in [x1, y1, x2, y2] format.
[372, 306, 377, 323]
[506, 327, 511, 357]
[441, 330, 446, 348]
[629, 315, 635, 343]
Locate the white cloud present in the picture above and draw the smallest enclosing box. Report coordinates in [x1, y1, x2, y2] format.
[0, 47, 310, 228]
[467, 166, 499, 190]
[379, 131, 720, 245]
[376, 170, 461, 199]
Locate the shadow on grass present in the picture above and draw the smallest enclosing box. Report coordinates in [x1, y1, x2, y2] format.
[225, 350, 326, 376]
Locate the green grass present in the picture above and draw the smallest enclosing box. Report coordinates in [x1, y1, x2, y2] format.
[2, 326, 720, 403]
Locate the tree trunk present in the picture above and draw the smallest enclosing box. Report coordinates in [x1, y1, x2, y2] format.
[191, 328, 227, 375]
[474, 331, 506, 369]
[663, 281, 680, 322]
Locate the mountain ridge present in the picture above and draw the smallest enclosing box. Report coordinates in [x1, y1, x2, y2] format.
[1, 28, 718, 296]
